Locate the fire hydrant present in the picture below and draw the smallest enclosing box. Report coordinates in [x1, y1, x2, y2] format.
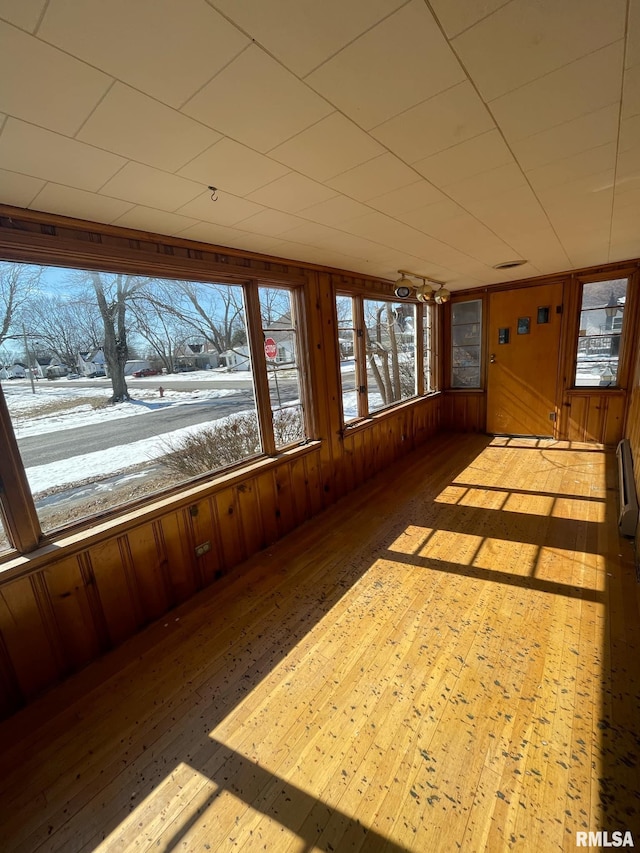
[159, 386, 164, 398]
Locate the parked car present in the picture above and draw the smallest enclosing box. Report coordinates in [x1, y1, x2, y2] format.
[67, 373, 80, 380]
[132, 367, 159, 377]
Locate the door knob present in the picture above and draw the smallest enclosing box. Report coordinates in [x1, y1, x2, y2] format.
[490, 353, 496, 363]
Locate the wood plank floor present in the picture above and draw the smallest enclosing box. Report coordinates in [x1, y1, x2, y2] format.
[1, 434, 639, 852]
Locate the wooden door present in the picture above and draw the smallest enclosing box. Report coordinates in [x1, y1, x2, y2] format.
[486, 282, 563, 436]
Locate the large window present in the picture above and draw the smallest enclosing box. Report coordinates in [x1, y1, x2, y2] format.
[451, 299, 482, 388]
[0, 261, 308, 540]
[336, 293, 435, 424]
[574, 278, 628, 387]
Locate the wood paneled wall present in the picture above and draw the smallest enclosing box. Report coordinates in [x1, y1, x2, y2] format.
[0, 208, 442, 719]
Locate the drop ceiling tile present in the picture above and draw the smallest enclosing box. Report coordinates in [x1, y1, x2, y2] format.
[0, 21, 112, 135]
[299, 195, 371, 226]
[0, 0, 47, 32]
[398, 198, 468, 232]
[372, 82, 495, 164]
[176, 190, 265, 226]
[622, 63, 640, 119]
[38, 0, 249, 108]
[422, 214, 517, 264]
[429, 0, 510, 39]
[444, 163, 527, 205]
[619, 114, 640, 153]
[111, 206, 201, 237]
[246, 172, 337, 212]
[100, 163, 203, 211]
[0, 169, 45, 207]
[413, 130, 514, 187]
[464, 186, 550, 236]
[0, 119, 126, 191]
[178, 221, 264, 250]
[233, 209, 308, 237]
[327, 154, 418, 201]
[536, 168, 615, 205]
[490, 42, 624, 142]
[453, 0, 626, 101]
[183, 45, 332, 152]
[281, 222, 391, 261]
[29, 183, 134, 223]
[306, 1, 465, 130]
[340, 211, 466, 263]
[368, 181, 449, 216]
[178, 137, 289, 197]
[509, 104, 619, 170]
[209, 0, 405, 77]
[615, 144, 640, 182]
[626, 0, 640, 68]
[77, 84, 220, 173]
[269, 112, 384, 181]
[526, 143, 617, 192]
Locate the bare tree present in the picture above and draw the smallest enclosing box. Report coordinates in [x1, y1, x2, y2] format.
[22, 295, 102, 369]
[86, 272, 149, 403]
[0, 262, 42, 348]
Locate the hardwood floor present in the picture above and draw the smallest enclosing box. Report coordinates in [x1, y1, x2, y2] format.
[0, 434, 638, 852]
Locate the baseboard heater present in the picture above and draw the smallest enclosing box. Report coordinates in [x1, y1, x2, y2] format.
[616, 439, 639, 537]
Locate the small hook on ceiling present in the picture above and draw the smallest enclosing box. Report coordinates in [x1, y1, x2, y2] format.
[208, 185, 218, 202]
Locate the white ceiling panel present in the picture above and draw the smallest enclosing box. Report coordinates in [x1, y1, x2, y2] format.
[441, 162, 527, 206]
[490, 42, 624, 142]
[1, 1, 639, 286]
[0, 168, 45, 208]
[178, 138, 289, 197]
[429, 0, 510, 40]
[306, 1, 465, 130]
[100, 163, 203, 211]
[0, 0, 47, 32]
[269, 113, 384, 181]
[299, 195, 372, 226]
[0, 119, 126, 191]
[625, 0, 640, 69]
[0, 20, 111, 135]
[209, 0, 405, 77]
[112, 206, 201, 237]
[622, 63, 640, 120]
[38, 0, 249, 108]
[233, 209, 308, 237]
[372, 82, 495, 164]
[398, 198, 466, 233]
[368, 181, 450, 217]
[183, 45, 332, 152]
[78, 84, 221, 173]
[176, 190, 265, 227]
[508, 104, 620, 171]
[413, 130, 514, 187]
[327, 153, 418, 201]
[29, 183, 133, 224]
[246, 173, 337, 213]
[453, 0, 626, 101]
[525, 143, 617, 192]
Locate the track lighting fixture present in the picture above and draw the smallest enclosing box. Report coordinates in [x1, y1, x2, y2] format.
[394, 270, 450, 304]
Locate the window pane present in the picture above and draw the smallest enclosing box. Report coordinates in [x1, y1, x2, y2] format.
[336, 295, 359, 422]
[364, 299, 416, 413]
[423, 304, 436, 392]
[451, 299, 482, 388]
[575, 279, 627, 387]
[259, 286, 307, 449]
[0, 514, 11, 556]
[1, 261, 266, 535]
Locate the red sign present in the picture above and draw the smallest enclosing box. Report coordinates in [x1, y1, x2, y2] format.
[264, 337, 277, 360]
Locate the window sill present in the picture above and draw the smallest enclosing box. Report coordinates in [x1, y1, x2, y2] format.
[341, 391, 441, 435]
[0, 440, 322, 583]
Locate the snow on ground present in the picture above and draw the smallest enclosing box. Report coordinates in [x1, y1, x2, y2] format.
[24, 418, 226, 494]
[6, 382, 243, 438]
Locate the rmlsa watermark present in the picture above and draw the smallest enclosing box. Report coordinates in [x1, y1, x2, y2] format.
[576, 831, 635, 848]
